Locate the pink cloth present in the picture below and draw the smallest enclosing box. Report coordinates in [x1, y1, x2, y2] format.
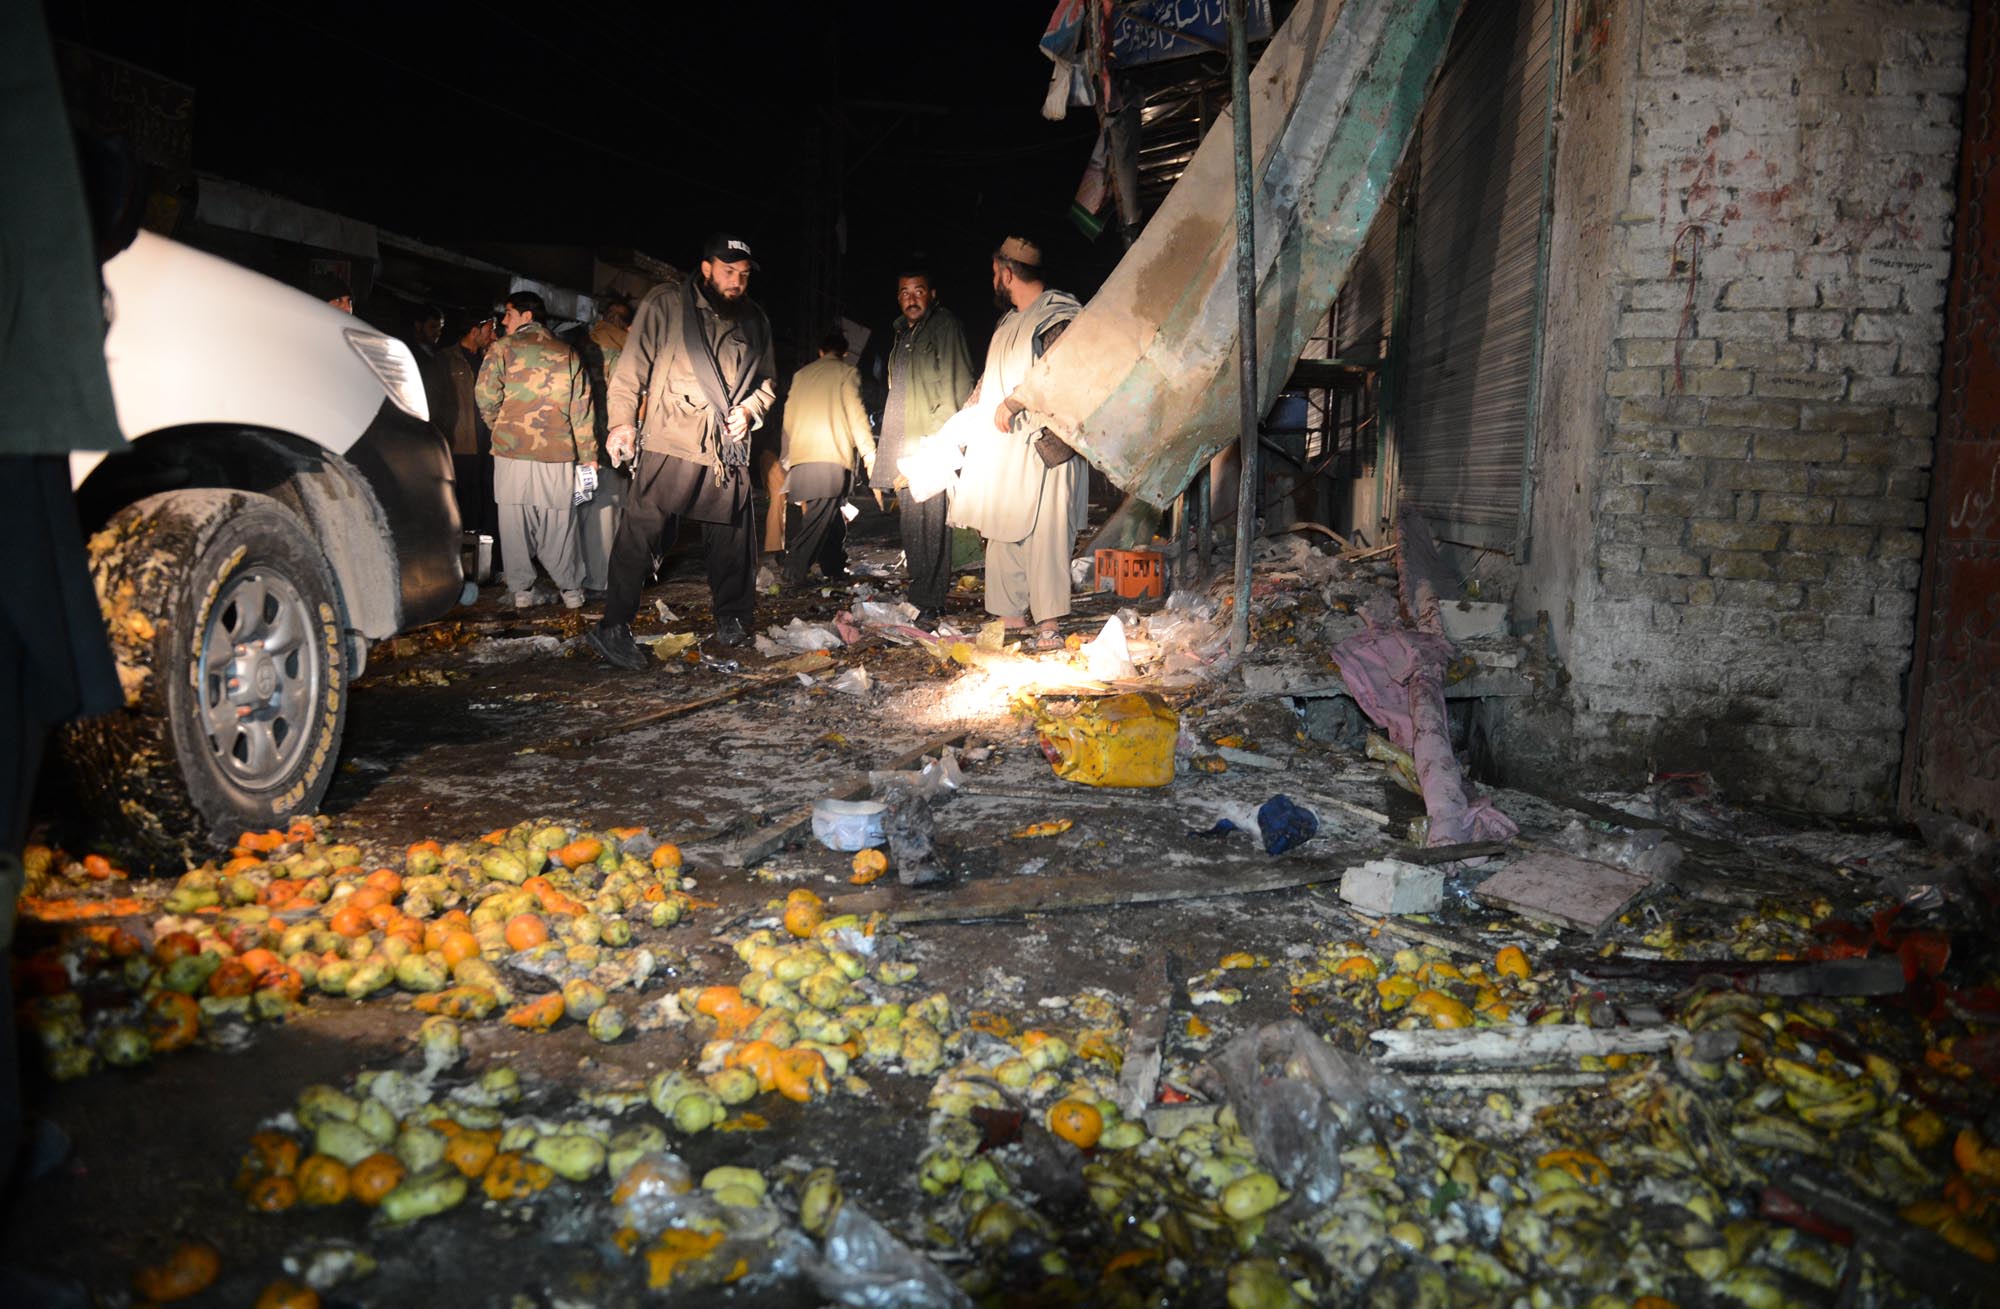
[1331, 626, 1519, 846]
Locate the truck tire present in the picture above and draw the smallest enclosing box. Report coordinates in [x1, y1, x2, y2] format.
[62, 490, 350, 868]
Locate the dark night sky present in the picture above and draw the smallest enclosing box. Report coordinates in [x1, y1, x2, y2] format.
[45, 0, 1128, 348]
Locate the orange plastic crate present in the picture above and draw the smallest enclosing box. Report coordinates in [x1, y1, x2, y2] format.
[1093, 548, 1166, 600]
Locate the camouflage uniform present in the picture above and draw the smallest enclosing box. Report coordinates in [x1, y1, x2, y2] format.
[476, 319, 597, 604]
[476, 319, 597, 463]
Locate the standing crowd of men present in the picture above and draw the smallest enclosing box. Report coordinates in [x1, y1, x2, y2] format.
[417, 229, 1090, 669]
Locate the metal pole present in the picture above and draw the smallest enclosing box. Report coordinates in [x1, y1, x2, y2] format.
[1195, 465, 1212, 582]
[1228, 0, 1259, 658]
[1174, 490, 1188, 587]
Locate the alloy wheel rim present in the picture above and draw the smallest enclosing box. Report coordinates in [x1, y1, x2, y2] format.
[197, 568, 321, 788]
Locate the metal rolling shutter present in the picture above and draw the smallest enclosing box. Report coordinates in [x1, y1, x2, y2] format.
[1337, 194, 1400, 361]
[1397, 0, 1555, 549]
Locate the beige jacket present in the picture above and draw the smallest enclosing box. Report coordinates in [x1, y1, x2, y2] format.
[781, 355, 875, 471]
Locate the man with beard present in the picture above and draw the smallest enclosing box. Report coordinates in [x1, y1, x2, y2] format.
[870, 268, 973, 630]
[948, 237, 1084, 650]
[586, 234, 776, 666]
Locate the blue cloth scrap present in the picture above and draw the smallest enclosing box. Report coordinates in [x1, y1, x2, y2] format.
[1189, 819, 1239, 840]
[1257, 795, 1319, 855]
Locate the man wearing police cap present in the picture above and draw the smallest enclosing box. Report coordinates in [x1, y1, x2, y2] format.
[588, 234, 776, 666]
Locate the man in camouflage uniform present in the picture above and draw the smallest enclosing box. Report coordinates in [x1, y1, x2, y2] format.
[579, 296, 633, 598]
[587, 234, 775, 665]
[477, 290, 597, 609]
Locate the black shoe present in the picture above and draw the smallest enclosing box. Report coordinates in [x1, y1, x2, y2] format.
[913, 607, 940, 631]
[714, 616, 749, 648]
[584, 587, 608, 602]
[585, 622, 649, 670]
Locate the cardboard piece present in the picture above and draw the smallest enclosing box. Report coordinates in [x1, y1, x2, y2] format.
[1472, 851, 1653, 932]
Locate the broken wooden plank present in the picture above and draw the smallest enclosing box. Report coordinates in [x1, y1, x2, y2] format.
[1562, 953, 1910, 998]
[957, 785, 1175, 810]
[1368, 1023, 1684, 1070]
[1473, 851, 1654, 933]
[720, 731, 973, 867]
[1115, 962, 1172, 1118]
[1402, 1070, 1612, 1091]
[1395, 841, 1511, 866]
[1322, 909, 1501, 961]
[830, 840, 1507, 924]
[1775, 1170, 2000, 1308]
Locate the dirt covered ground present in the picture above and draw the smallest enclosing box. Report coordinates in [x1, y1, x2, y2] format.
[8, 507, 1998, 1308]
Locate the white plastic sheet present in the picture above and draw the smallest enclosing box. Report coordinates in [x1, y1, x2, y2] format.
[1080, 615, 1136, 681]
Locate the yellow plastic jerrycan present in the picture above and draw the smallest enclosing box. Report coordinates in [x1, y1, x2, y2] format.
[1035, 691, 1180, 787]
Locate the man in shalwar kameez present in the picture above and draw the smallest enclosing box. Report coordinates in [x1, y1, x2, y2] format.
[948, 238, 1084, 650]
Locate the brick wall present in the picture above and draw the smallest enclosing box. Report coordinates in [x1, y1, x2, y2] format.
[1561, 0, 1969, 814]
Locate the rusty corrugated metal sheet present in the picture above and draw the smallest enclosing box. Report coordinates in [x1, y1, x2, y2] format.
[1902, 0, 2000, 830]
[1013, 0, 1465, 508]
[1395, 0, 1555, 549]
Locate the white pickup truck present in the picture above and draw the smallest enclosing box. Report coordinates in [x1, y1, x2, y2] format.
[62, 232, 464, 866]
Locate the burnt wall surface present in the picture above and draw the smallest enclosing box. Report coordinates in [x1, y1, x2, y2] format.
[1542, 0, 1970, 814]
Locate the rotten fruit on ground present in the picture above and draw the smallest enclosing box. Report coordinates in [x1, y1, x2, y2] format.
[1049, 1098, 1104, 1149]
[255, 1277, 321, 1309]
[131, 1241, 221, 1302]
[379, 1162, 469, 1223]
[348, 1152, 406, 1206]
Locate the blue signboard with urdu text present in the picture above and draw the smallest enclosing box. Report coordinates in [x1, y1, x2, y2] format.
[1110, 0, 1274, 67]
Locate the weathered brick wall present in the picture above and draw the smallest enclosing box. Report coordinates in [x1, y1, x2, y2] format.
[1562, 0, 1969, 813]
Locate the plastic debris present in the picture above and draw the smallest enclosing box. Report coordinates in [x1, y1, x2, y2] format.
[830, 667, 873, 697]
[1204, 1019, 1418, 1209]
[1034, 692, 1180, 788]
[812, 799, 887, 853]
[1255, 795, 1319, 855]
[764, 618, 848, 654]
[650, 632, 699, 658]
[805, 1202, 973, 1308]
[1080, 616, 1137, 681]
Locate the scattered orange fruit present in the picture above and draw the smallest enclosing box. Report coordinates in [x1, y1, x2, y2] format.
[504, 913, 549, 951]
[1048, 1098, 1104, 1149]
[348, 1153, 405, 1206]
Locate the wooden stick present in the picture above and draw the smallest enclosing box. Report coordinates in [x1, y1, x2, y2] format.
[1284, 522, 1355, 551]
[720, 730, 973, 867]
[1298, 792, 1394, 827]
[1368, 1023, 1684, 1069]
[832, 840, 1508, 924]
[1402, 1070, 1613, 1091]
[533, 671, 799, 753]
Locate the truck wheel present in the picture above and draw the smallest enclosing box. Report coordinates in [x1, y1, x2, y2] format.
[63, 490, 350, 868]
